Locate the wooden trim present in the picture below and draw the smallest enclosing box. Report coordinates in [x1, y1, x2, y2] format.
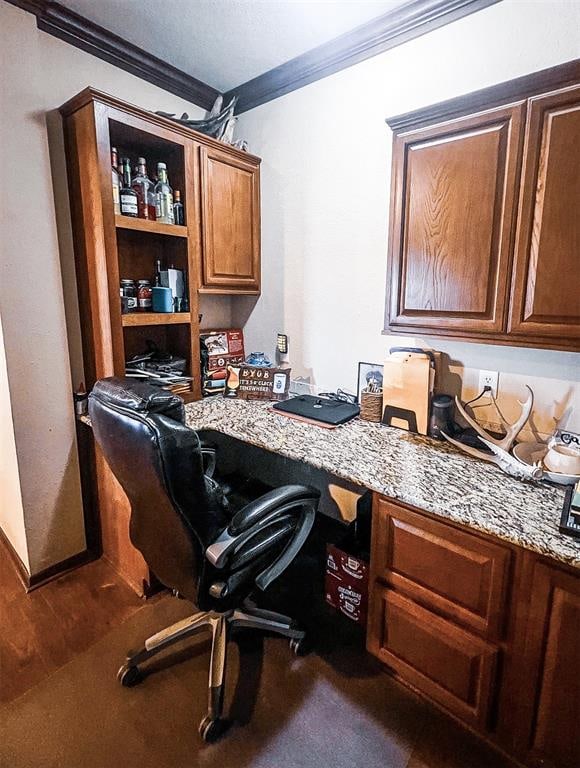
[0, 525, 94, 592]
[121, 312, 192, 327]
[115, 215, 188, 238]
[6, 0, 219, 110]
[225, 0, 500, 113]
[386, 58, 580, 131]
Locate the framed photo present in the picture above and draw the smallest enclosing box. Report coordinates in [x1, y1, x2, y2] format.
[357, 362, 384, 402]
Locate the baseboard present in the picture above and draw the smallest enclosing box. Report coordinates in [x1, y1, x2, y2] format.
[0, 526, 31, 590]
[0, 526, 96, 592]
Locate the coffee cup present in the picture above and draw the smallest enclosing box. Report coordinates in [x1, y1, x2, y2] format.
[543, 444, 580, 475]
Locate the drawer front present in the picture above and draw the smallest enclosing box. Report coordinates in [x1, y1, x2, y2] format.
[368, 587, 498, 729]
[373, 497, 510, 639]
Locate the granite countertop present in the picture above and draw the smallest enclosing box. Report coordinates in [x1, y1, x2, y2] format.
[184, 397, 579, 570]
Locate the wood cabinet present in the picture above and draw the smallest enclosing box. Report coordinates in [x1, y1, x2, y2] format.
[59, 88, 261, 594]
[369, 586, 498, 729]
[199, 146, 261, 293]
[509, 85, 580, 344]
[385, 62, 580, 351]
[520, 564, 580, 768]
[367, 493, 580, 768]
[387, 104, 523, 336]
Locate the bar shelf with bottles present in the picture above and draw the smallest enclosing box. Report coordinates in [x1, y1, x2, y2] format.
[108, 118, 197, 399]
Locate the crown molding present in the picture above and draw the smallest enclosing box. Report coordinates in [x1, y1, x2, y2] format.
[386, 58, 580, 131]
[5, 0, 219, 111]
[224, 0, 501, 114]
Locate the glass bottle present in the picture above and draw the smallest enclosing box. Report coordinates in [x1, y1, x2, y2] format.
[111, 147, 121, 215]
[173, 190, 184, 225]
[131, 157, 156, 220]
[119, 158, 138, 217]
[154, 162, 174, 224]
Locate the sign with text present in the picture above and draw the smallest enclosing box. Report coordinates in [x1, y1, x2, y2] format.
[224, 366, 291, 401]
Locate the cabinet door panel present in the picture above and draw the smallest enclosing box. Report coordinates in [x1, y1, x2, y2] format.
[522, 564, 580, 768]
[368, 587, 497, 729]
[509, 86, 580, 345]
[200, 146, 260, 292]
[387, 104, 524, 334]
[373, 498, 510, 640]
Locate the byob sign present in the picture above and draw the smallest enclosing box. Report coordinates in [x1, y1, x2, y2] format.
[224, 366, 292, 401]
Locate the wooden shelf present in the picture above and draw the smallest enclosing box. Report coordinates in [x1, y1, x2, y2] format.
[115, 215, 188, 238]
[122, 312, 191, 327]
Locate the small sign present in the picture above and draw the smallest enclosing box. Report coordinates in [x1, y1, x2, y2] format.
[224, 365, 291, 401]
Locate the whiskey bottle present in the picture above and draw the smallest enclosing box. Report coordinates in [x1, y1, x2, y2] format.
[154, 162, 174, 224]
[111, 147, 121, 215]
[132, 157, 156, 220]
[120, 158, 138, 217]
[173, 190, 184, 225]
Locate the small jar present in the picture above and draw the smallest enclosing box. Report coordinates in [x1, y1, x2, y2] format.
[120, 279, 137, 313]
[137, 279, 152, 311]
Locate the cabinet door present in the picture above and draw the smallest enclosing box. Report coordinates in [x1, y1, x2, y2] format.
[521, 564, 580, 768]
[372, 498, 511, 640]
[368, 587, 498, 729]
[199, 145, 260, 293]
[386, 104, 524, 335]
[508, 86, 580, 347]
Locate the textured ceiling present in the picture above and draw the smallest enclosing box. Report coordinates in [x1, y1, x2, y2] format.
[57, 0, 406, 91]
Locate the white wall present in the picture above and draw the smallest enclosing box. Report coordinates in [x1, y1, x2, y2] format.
[0, 3, 219, 574]
[236, 0, 580, 441]
[0, 312, 28, 570]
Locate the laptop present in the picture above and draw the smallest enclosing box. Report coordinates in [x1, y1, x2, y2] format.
[272, 395, 360, 426]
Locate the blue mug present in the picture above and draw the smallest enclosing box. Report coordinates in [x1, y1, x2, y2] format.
[152, 286, 173, 312]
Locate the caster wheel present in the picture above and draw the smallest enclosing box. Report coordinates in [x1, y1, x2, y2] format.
[117, 663, 144, 687]
[198, 715, 229, 743]
[289, 636, 309, 656]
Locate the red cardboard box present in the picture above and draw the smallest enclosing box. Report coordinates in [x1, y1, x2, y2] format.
[325, 544, 369, 626]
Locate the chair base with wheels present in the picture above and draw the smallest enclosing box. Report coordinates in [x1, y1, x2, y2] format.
[117, 600, 307, 742]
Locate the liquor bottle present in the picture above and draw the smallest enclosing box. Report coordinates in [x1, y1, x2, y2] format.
[154, 259, 162, 286]
[111, 147, 121, 215]
[154, 162, 174, 224]
[173, 190, 184, 225]
[131, 157, 156, 220]
[119, 158, 138, 217]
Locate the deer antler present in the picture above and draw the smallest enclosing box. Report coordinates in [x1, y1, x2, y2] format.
[453, 385, 534, 452]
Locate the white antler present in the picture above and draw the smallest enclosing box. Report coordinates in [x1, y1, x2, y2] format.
[453, 385, 534, 452]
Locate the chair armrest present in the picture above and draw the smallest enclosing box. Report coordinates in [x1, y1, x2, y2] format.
[205, 485, 319, 585]
[199, 442, 217, 478]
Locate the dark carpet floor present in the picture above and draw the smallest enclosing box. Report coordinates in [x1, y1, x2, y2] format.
[1, 524, 516, 768]
[1, 595, 516, 768]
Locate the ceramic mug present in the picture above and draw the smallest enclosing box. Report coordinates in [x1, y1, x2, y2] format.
[544, 444, 580, 475]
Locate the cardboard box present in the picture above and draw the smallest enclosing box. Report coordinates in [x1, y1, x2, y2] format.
[325, 544, 369, 626]
[200, 329, 245, 396]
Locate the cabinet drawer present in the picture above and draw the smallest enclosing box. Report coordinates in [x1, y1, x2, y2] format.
[368, 587, 498, 729]
[372, 498, 510, 640]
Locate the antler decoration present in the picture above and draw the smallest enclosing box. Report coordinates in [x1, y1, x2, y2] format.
[441, 386, 542, 482]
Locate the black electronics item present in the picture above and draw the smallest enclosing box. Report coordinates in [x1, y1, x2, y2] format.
[559, 482, 580, 539]
[273, 394, 360, 426]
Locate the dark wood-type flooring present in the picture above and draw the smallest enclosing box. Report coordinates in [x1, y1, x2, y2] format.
[1, 534, 517, 767]
[0, 538, 143, 704]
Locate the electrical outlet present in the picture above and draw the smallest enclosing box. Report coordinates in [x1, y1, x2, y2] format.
[479, 370, 499, 398]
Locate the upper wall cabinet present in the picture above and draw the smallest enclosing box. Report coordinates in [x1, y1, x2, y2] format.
[385, 61, 580, 351]
[509, 85, 580, 343]
[387, 104, 523, 336]
[199, 145, 261, 294]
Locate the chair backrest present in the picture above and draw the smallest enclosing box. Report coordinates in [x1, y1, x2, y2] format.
[89, 377, 226, 601]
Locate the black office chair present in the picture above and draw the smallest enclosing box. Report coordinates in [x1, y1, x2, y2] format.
[89, 377, 320, 741]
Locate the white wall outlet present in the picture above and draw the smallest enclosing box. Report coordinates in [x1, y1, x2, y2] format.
[479, 370, 499, 398]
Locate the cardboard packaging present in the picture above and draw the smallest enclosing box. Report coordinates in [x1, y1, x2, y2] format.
[200, 329, 245, 396]
[325, 544, 369, 627]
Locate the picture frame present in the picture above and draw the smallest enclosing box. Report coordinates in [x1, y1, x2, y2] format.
[357, 362, 384, 402]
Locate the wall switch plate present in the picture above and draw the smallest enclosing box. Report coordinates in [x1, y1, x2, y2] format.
[479, 370, 499, 398]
